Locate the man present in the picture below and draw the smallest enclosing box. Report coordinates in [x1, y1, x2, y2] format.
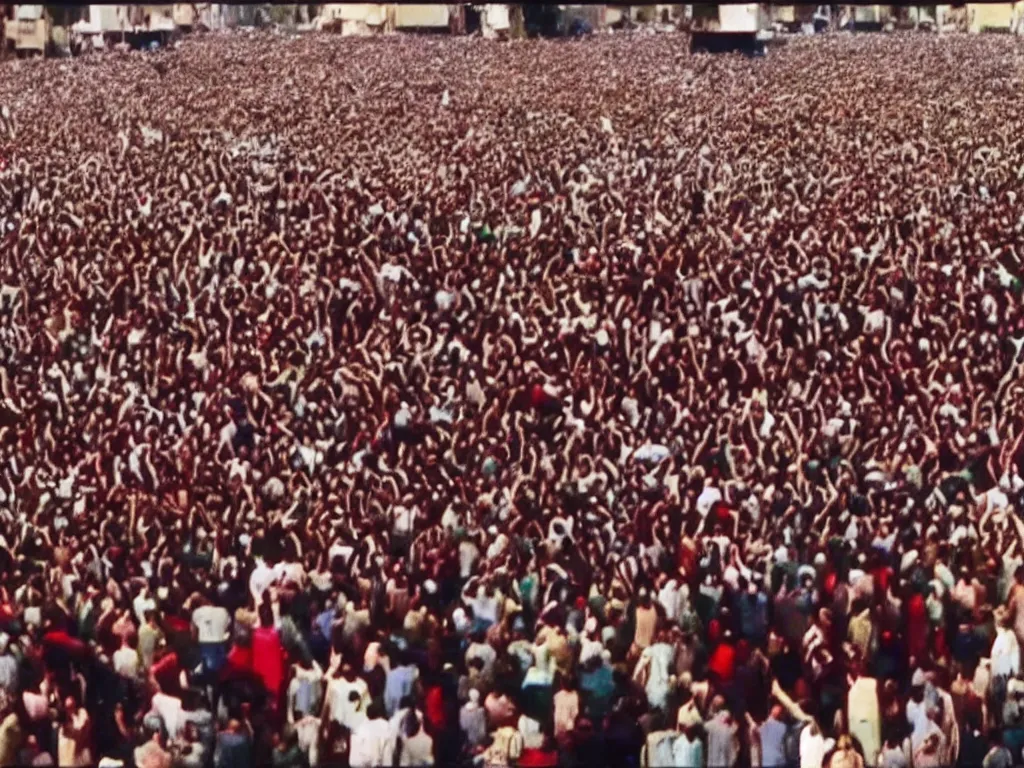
[192, 595, 232, 681]
[113, 633, 140, 679]
[350, 703, 393, 768]
[134, 726, 172, 768]
[672, 723, 704, 768]
[460, 689, 488, 752]
[704, 695, 740, 768]
[758, 705, 790, 768]
[323, 664, 371, 731]
[214, 720, 251, 768]
[390, 708, 434, 767]
[138, 610, 165, 672]
[982, 730, 1014, 768]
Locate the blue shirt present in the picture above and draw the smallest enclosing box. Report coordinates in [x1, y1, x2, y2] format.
[760, 717, 789, 768]
[581, 665, 615, 720]
[314, 608, 335, 641]
[385, 665, 418, 718]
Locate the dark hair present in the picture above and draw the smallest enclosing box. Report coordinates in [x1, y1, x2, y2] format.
[402, 708, 420, 737]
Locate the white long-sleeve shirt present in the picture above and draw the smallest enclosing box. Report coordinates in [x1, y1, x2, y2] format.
[350, 717, 393, 768]
[992, 627, 1021, 677]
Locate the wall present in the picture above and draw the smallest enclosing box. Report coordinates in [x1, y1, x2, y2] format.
[322, 4, 384, 22]
[718, 3, 758, 31]
[771, 6, 795, 23]
[969, 2, 1013, 31]
[394, 4, 450, 28]
[482, 4, 510, 36]
[6, 17, 47, 50]
[173, 4, 196, 26]
[89, 5, 123, 31]
[853, 5, 881, 23]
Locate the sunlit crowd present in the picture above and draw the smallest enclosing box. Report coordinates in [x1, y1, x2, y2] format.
[0, 28, 1023, 768]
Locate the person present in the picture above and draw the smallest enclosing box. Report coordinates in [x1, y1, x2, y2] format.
[192, 595, 232, 682]
[133, 726, 172, 768]
[214, 720, 252, 768]
[757, 704, 790, 768]
[828, 734, 865, 768]
[349, 703, 393, 768]
[705, 696, 740, 768]
[482, 720, 524, 767]
[460, 688, 488, 754]
[390, 707, 434, 767]
[270, 731, 307, 768]
[0, 703, 22, 767]
[57, 695, 93, 768]
[847, 662, 881, 767]
[4, 27, 1024, 768]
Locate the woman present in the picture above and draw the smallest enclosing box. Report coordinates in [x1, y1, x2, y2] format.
[826, 734, 864, 768]
[57, 694, 93, 768]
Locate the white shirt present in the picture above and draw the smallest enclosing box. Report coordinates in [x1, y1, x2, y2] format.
[984, 487, 1010, 513]
[350, 717, 394, 768]
[192, 605, 231, 644]
[392, 506, 416, 535]
[249, 560, 274, 607]
[151, 692, 184, 741]
[799, 726, 834, 768]
[133, 592, 157, 625]
[273, 561, 306, 588]
[633, 443, 671, 463]
[697, 486, 722, 519]
[458, 541, 479, 580]
[327, 677, 370, 730]
[466, 642, 497, 676]
[992, 627, 1021, 677]
[113, 647, 140, 679]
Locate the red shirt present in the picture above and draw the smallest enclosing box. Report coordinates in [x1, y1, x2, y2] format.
[519, 748, 559, 767]
[222, 643, 253, 682]
[530, 384, 548, 409]
[424, 685, 447, 734]
[42, 630, 87, 658]
[151, 651, 180, 692]
[906, 593, 928, 660]
[252, 626, 286, 697]
[708, 642, 736, 682]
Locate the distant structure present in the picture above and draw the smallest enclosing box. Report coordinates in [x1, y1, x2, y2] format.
[4, 5, 49, 56]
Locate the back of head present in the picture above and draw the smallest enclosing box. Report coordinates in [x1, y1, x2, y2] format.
[403, 708, 420, 738]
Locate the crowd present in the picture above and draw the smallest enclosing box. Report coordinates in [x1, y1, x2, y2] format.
[1, 27, 1024, 768]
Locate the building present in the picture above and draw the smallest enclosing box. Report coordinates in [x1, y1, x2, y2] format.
[966, 2, 1014, 32]
[317, 4, 391, 34]
[480, 5, 511, 38]
[393, 4, 451, 30]
[4, 5, 50, 55]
